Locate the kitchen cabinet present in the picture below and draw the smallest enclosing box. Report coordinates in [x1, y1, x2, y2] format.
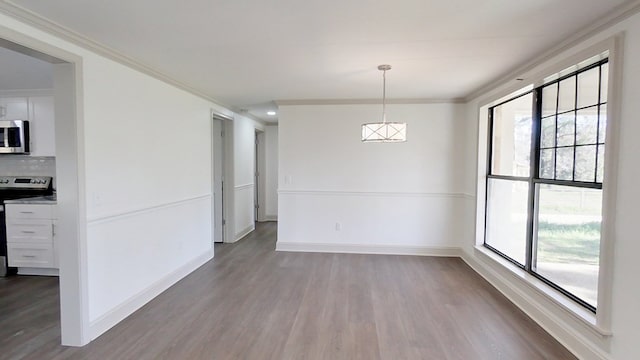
[28, 96, 56, 156]
[0, 95, 55, 156]
[0, 97, 29, 120]
[5, 203, 58, 275]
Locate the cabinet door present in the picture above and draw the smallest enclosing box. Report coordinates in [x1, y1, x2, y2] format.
[28, 96, 56, 156]
[0, 97, 29, 120]
[52, 220, 59, 267]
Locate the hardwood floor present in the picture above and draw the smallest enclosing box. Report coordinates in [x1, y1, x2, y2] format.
[0, 222, 576, 359]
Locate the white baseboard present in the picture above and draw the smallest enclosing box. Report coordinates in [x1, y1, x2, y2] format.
[264, 214, 278, 221]
[275, 241, 461, 257]
[89, 249, 214, 340]
[460, 250, 611, 360]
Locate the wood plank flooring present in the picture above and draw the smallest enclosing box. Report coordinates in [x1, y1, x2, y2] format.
[0, 222, 576, 359]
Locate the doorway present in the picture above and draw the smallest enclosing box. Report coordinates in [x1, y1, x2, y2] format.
[0, 34, 86, 346]
[212, 115, 228, 243]
[254, 130, 266, 223]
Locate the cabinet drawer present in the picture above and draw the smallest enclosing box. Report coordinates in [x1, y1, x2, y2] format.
[7, 243, 55, 268]
[5, 204, 53, 220]
[6, 219, 53, 243]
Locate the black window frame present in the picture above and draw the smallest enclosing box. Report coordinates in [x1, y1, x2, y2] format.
[484, 58, 609, 313]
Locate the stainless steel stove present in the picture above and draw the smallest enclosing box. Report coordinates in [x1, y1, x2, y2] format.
[0, 176, 53, 276]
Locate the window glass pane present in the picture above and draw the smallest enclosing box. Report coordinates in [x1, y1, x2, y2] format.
[540, 149, 555, 179]
[598, 104, 607, 143]
[542, 84, 558, 118]
[558, 76, 576, 113]
[556, 147, 574, 181]
[534, 184, 602, 308]
[486, 179, 529, 265]
[556, 114, 575, 147]
[600, 63, 609, 103]
[597, 145, 605, 183]
[576, 107, 598, 145]
[540, 117, 556, 148]
[491, 93, 533, 177]
[577, 67, 600, 108]
[575, 146, 597, 182]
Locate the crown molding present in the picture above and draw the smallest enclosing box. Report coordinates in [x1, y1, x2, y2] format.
[0, 88, 53, 97]
[275, 97, 465, 106]
[0, 0, 239, 114]
[464, 0, 640, 102]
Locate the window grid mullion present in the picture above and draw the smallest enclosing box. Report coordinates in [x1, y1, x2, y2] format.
[543, 103, 608, 119]
[553, 83, 560, 180]
[525, 88, 543, 272]
[594, 65, 603, 183]
[573, 74, 578, 182]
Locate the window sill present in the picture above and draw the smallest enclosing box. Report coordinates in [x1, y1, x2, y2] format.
[472, 245, 612, 338]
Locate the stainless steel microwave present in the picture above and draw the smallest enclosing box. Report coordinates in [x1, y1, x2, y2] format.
[0, 120, 30, 154]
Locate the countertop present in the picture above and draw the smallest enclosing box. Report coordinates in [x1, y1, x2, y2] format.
[4, 194, 57, 205]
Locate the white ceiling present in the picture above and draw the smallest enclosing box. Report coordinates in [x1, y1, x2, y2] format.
[4, 0, 636, 121]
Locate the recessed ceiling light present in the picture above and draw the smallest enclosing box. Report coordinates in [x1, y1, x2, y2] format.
[267, 111, 276, 116]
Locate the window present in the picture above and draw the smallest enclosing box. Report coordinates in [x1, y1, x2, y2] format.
[484, 58, 608, 312]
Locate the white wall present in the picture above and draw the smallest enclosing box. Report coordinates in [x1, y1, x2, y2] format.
[264, 125, 278, 220]
[461, 11, 640, 360]
[82, 54, 215, 329]
[277, 103, 467, 254]
[0, 11, 231, 343]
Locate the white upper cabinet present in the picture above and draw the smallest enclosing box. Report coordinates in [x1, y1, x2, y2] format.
[0, 94, 56, 156]
[28, 96, 56, 156]
[0, 97, 29, 120]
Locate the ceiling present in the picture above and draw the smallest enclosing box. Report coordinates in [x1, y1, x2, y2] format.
[3, 0, 636, 122]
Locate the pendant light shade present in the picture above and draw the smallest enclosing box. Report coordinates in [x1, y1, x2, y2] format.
[361, 64, 407, 143]
[361, 122, 407, 142]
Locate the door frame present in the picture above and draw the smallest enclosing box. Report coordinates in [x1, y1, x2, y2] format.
[211, 114, 229, 243]
[211, 111, 234, 243]
[0, 27, 89, 346]
[254, 129, 266, 222]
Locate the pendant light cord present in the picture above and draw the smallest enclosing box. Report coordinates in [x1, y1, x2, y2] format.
[382, 68, 387, 123]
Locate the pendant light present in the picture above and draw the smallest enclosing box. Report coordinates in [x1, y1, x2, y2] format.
[361, 64, 407, 143]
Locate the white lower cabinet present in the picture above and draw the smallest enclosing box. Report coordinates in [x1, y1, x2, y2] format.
[5, 203, 58, 275]
[7, 243, 55, 268]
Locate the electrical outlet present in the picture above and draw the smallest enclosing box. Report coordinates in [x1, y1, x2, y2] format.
[335, 222, 342, 231]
